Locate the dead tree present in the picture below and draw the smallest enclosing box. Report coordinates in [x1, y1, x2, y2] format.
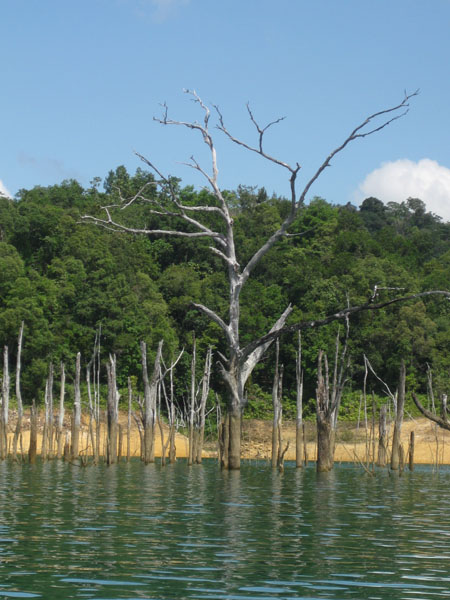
[71, 353, 81, 460]
[83, 89, 450, 468]
[377, 404, 388, 466]
[160, 348, 184, 463]
[413, 392, 450, 431]
[188, 336, 196, 466]
[0, 346, 9, 459]
[390, 361, 406, 470]
[12, 322, 24, 460]
[127, 377, 132, 461]
[295, 332, 304, 468]
[271, 339, 282, 468]
[87, 330, 102, 464]
[315, 325, 350, 472]
[41, 363, 54, 460]
[195, 346, 213, 463]
[106, 354, 120, 465]
[56, 363, 65, 459]
[29, 400, 37, 464]
[141, 340, 163, 464]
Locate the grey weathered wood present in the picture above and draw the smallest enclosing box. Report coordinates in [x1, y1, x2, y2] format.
[295, 332, 304, 468]
[71, 353, 81, 460]
[391, 361, 406, 471]
[12, 322, 24, 460]
[56, 363, 66, 459]
[81, 90, 448, 469]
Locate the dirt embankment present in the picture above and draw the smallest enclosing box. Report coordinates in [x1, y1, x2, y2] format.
[6, 411, 450, 465]
[241, 418, 450, 465]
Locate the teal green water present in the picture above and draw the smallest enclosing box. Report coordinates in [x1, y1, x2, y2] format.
[0, 460, 449, 599]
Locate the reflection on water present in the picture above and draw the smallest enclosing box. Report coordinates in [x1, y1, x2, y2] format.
[0, 460, 449, 599]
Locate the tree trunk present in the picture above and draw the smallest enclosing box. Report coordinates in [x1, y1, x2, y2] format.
[228, 405, 241, 470]
[29, 401, 37, 464]
[12, 322, 24, 461]
[195, 346, 212, 464]
[106, 354, 119, 465]
[391, 361, 406, 471]
[316, 416, 335, 472]
[141, 340, 163, 464]
[0, 346, 10, 459]
[188, 336, 196, 466]
[377, 404, 388, 466]
[295, 332, 304, 468]
[47, 363, 54, 458]
[271, 340, 280, 469]
[71, 353, 81, 461]
[408, 431, 415, 471]
[127, 377, 132, 462]
[56, 363, 66, 459]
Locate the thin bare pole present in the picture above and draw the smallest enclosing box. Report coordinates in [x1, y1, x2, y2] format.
[12, 322, 24, 460]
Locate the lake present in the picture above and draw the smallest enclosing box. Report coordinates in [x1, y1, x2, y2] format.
[0, 459, 449, 599]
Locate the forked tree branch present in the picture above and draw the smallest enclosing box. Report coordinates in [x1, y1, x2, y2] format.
[241, 290, 450, 360]
[412, 392, 450, 432]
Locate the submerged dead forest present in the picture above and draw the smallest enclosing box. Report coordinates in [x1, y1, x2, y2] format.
[0, 171, 448, 451]
[0, 97, 449, 469]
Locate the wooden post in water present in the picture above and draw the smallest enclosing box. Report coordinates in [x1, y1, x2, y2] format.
[41, 377, 49, 460]
[106, 354, 119, 465]
[188, 336, 196, 466]
[303, 422, 308, 466]
[71, 353, 81, 461]
[391, 361, 406, 471]
[271, 339, 281, 469]
[196, 346, 212, 464]
[56, 363, 65, 459]
[377, 404, 388, 467]
[29, 400, 37, 464]
[141, 340, 163, 464]
[0, 346, 10, 459]
[408, 431, 415, 471]
[12, 322, 24, 461]
[295, 332, 304, 468]
[118, 424, 123, 462]
[127, 377, 132, 462]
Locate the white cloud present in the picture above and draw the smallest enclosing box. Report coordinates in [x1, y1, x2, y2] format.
[0, 180, 12, 198]
[355, 159, 450, 222]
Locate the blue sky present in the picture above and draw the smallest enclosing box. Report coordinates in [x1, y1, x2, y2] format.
[1, 0, 450, 220]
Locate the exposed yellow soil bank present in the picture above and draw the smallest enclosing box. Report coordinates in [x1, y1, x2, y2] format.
[5, 412, 450, 465]
[241, 418, 450, 465]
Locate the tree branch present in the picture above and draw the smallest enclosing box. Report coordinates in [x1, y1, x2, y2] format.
[241, 290, 450, 360]
[412, 392, 450, 432]
[191, 303, 231, 341]
[240, 304, 293, 384]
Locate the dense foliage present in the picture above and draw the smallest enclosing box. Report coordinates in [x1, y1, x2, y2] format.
[0, 168, 448, 416]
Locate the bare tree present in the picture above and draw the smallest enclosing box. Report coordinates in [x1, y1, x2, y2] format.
[271, 339, 283, 468]
[295, 332, 304, 468]
[0, 346, 9, 459]
[83, 89, 449, 469]
[160, 348, 184, 463]
[106, 354, 120, 465]
[56, 363, 66, 459]
[71, 353, 81, 460]
[391, 360, 406, 470]
[140, 340, 163, 464]
[12, 322, 24, 460]
[315, 325, 350, 472]
[413, 392, 450, 431]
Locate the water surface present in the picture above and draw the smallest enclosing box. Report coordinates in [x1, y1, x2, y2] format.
[0, 459, 449, 599]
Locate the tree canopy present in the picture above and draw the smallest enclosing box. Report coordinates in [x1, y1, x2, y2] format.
[0, 169, 449, 409]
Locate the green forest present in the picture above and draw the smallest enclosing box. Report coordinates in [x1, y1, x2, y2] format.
[0, 165, 449, 419]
